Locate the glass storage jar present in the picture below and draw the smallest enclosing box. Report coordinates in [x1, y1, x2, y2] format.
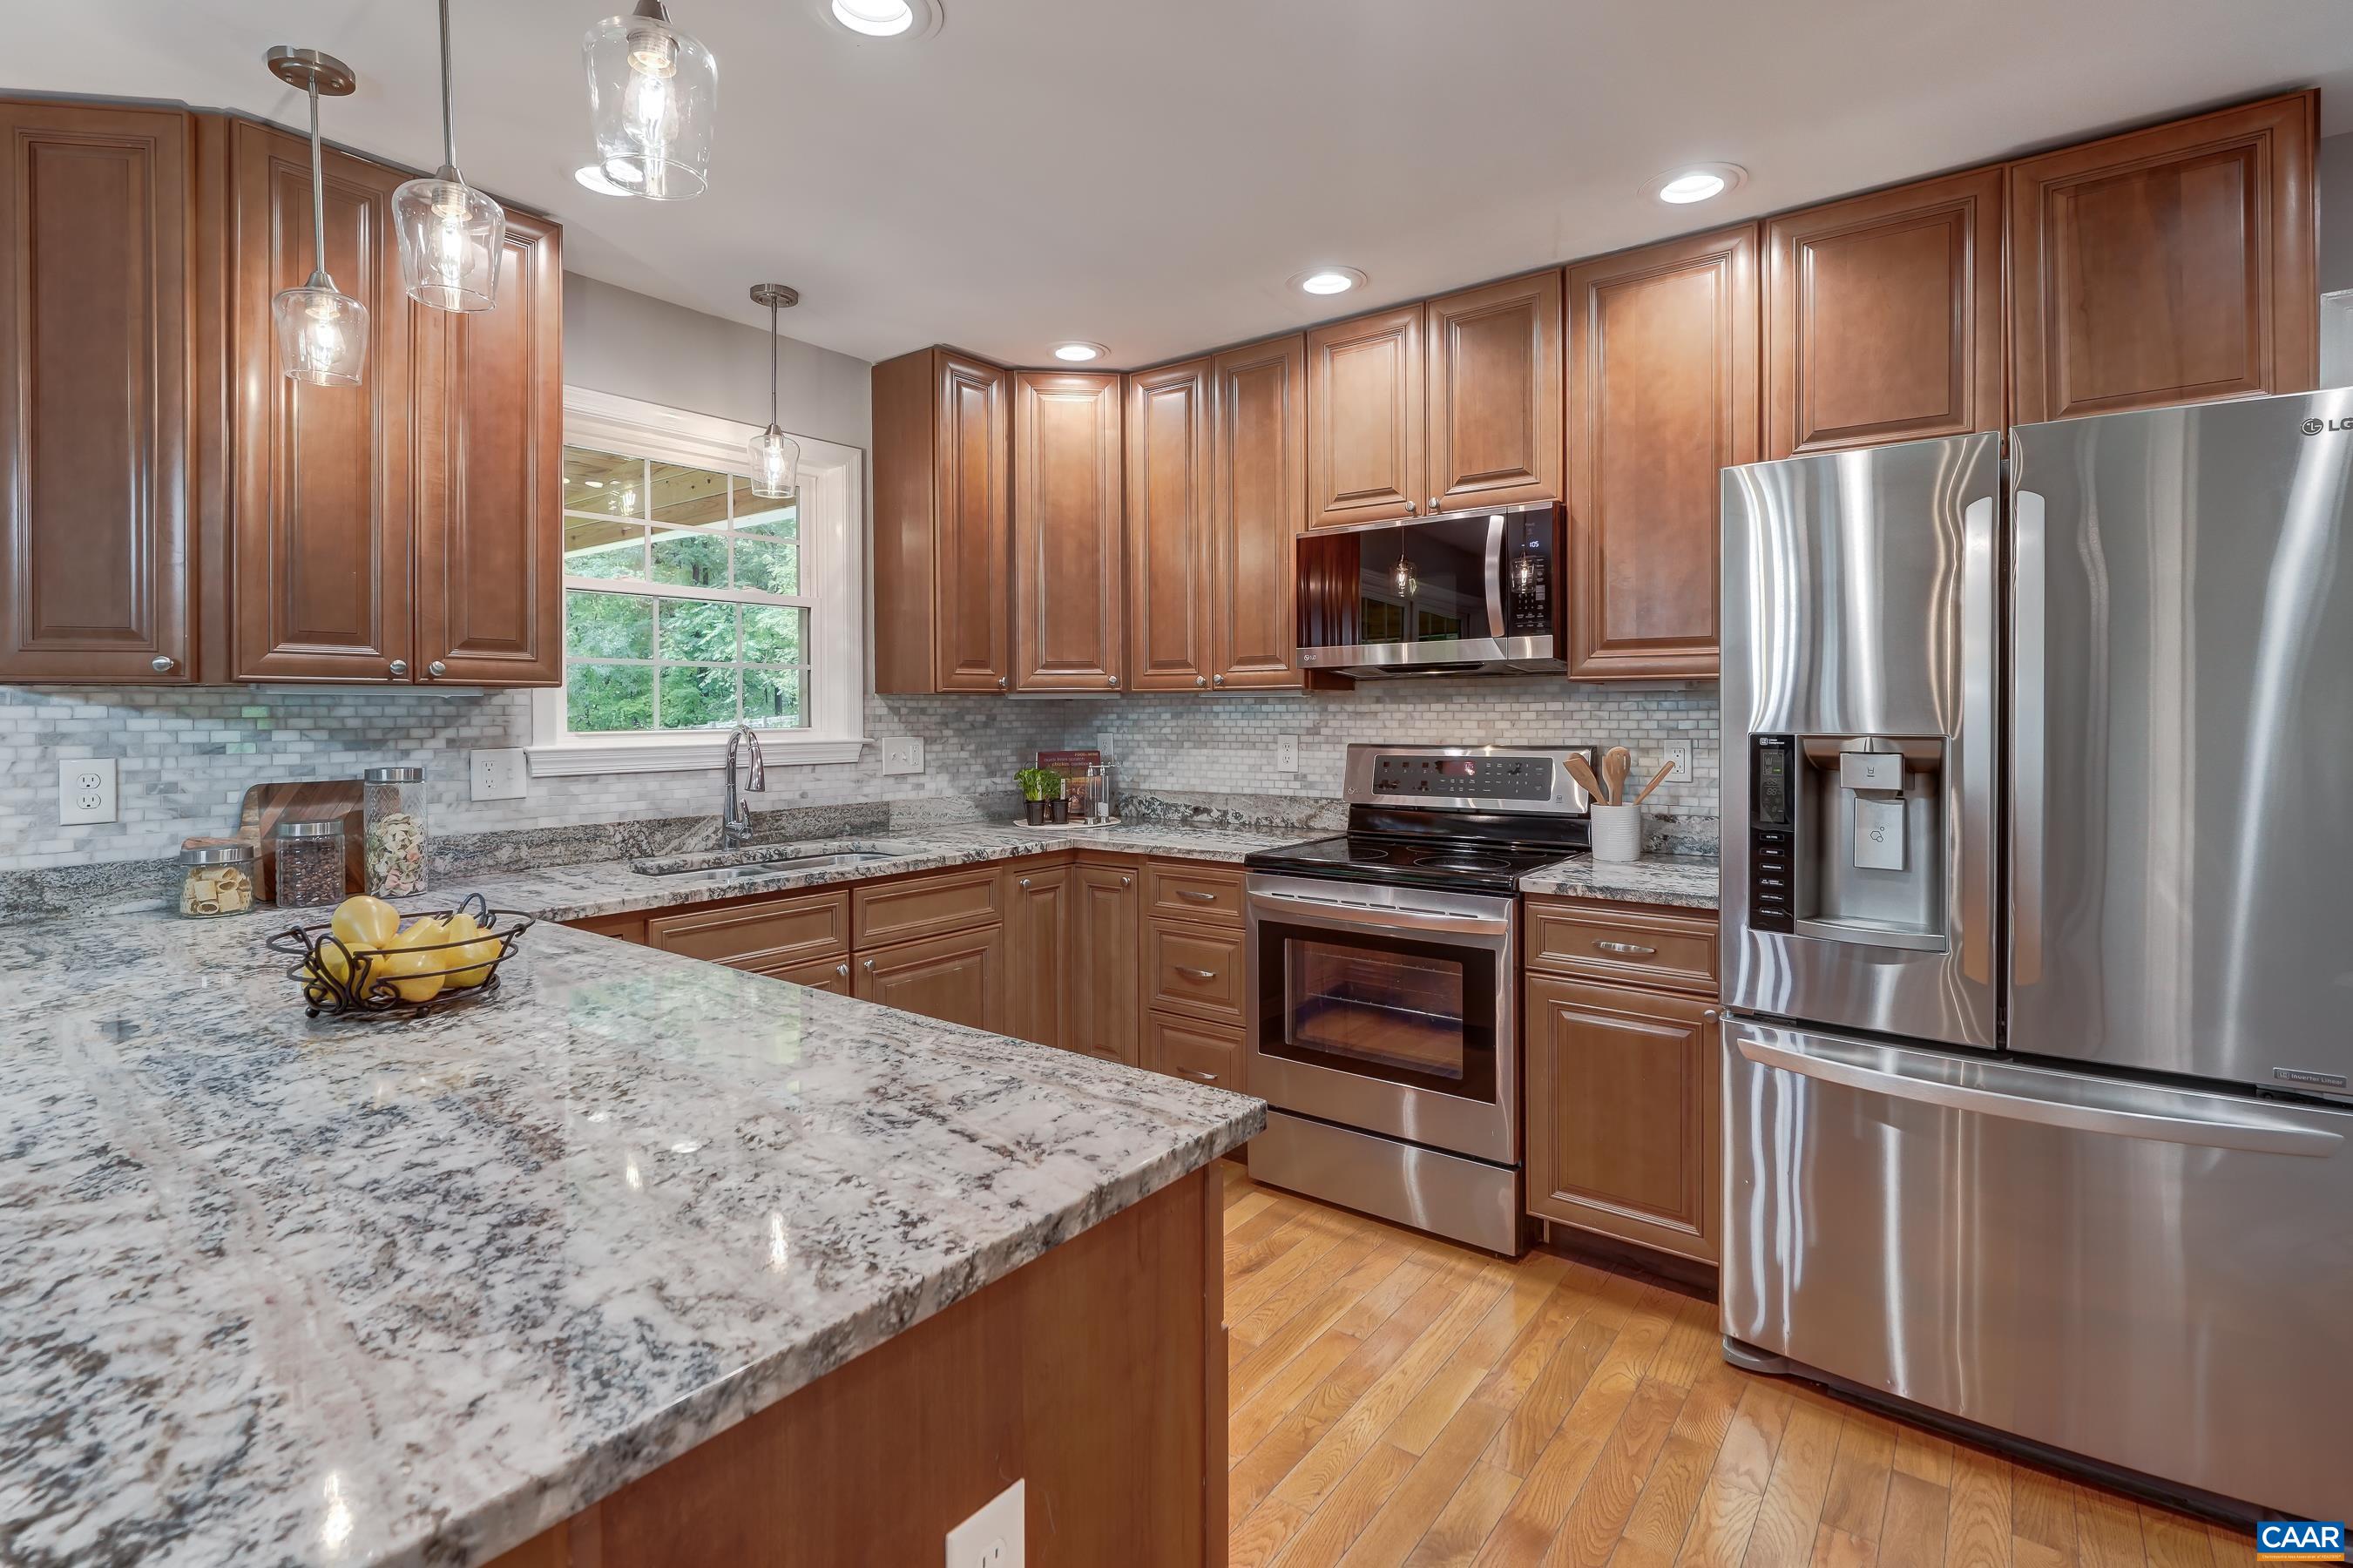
[274, 819, 347, 909]
[177, 840, 257, 918]
[362, 764, 429, 896]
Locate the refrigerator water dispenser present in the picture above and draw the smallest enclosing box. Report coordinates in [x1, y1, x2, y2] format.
[1747, 734, 1947, 952]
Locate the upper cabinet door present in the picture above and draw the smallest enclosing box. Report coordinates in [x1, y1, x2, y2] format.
[1012, 370, 1123, 692]
[1565, 223, 1759, 681]
[1424, 271, 1563, 512]
[1211, 335, 1305, 689]
[1125, 358, 1214, 692]
[1766, 167, 2005, 458]
[412, 209, 562, 686]
[229, 119, 413, 682]
[2009, 91, 2316, 424]
[934, 351, 1013, 691]
[1305, 303, 1424, 528]
[0, 103, 192, 683]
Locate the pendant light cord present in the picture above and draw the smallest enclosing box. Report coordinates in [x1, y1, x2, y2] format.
[767, 296, 781, 426]
[304, 78, 330, 290]
[436, 0, 461, 177]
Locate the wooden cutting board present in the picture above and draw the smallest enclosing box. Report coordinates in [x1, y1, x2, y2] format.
[236, 780, 365, 904]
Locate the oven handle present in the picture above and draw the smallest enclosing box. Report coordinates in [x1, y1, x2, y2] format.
[1248, 889, 1512, 939]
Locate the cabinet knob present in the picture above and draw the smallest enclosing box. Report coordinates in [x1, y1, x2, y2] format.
[1704, 1009, 1720, 1022]
[1402, 502, 1417, 516]
[1106, 674, 1119, 687]
[1430, 497, 1440, 510]
[1212, 673, 1224, 687]
[997, 676, 1008, 690]
[862, 958, 876, 971]
[149, 655, 176, 674]
[1194, 675, 1207, 688]
[1018, 876, 1031, 889]
[388, 659, 409, 678]
[1120, 875, 1132, 887]
[427, 659, 448, 679]
[836, 963, 849, 977]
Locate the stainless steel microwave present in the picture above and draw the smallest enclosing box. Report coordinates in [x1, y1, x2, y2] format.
[1294, 500, 1563, 679]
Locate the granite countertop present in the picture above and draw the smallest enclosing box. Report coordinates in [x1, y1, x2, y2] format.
[1517, 851, 1721, 910]
[0, 909, 1263, 1567]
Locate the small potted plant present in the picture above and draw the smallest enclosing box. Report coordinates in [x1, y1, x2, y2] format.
[1046, 769, 1069, 823]
[1017, 767, 1052, 826]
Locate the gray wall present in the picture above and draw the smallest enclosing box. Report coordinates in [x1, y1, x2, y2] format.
[560, 274, 871, 451]
[2323, 131, 2353, 297]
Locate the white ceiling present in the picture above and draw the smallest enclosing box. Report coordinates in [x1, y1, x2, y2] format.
[22, 2, 2353, 369]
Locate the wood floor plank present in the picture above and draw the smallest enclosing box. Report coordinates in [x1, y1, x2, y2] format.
[1232, 1248, 1413, 1404]
[1811, 1524, 1882, 1568]
[1467, 1338, 1651, 1567]
[1234, 1328, 1368, 1462]
[2070, 1484, 2147, 1568]
[1540, 1375, 1690, 1568]
[1230, 1224, 1356, 1324]
[1650, 1294, 1727, 1390]
[2009, 1466, 2079, 1565]
[2136, 1507, 2217, 1568]
[1713, 1382, 1797, 1497]
[1335, 1386, 1522, 1568]
[1231, 1229, 1398, 1348]
[2203, 1528, 2254, 1568]
[1487, 1315, 1619, 1480]
[1622, 1370, 1753, 1565]
[1878, 1473, 1951, 1568]
[1819, 1410, 1899, 1544]
[1269, 1441, 1422, 1568]
[1404, 1463, 1525, 1568]
[1226, 1186, 1282, 1230]
[1891, 1429, 1957, 1487]
[1740, 1399, 1846, 1568]
[1943, 1448, 2012, 1568]
[1676, 1473, 1771, 1568]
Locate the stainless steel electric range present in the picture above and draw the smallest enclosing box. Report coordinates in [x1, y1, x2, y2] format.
[1242, 743, 1594, 1254]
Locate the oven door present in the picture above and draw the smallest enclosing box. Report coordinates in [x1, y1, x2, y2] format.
[1245, 874, 1517, 1165]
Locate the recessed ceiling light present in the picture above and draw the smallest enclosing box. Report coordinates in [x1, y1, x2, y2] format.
[573, 162, 636, 197]
[1052, 341, 1107, 362]
[822, 0, 943, 39]
[1651, 163, 1747, 205]
[1290, 267, 1368, 297]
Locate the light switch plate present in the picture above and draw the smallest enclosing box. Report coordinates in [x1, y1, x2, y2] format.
[59, 758, 117, 825]
[882, 737, 924, 775]
[1275, 735, 1300, 773]
[945, 1478, 1024, 1568]
[470, 748, 527, 801]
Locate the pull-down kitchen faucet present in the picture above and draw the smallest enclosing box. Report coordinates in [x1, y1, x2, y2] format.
[720, 724, 766, 849]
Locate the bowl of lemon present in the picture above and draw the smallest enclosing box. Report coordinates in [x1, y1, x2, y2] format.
[267, 892, 533, 1017]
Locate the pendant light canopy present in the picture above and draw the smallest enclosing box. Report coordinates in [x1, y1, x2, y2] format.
[747, 284, 801, 499]
[267, 48, 369, 388]
[585, 1, 717, 201]
[394, 0, 505, 312]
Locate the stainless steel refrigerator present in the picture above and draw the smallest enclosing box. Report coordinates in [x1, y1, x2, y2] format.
[1719, 391, 2353, 1521]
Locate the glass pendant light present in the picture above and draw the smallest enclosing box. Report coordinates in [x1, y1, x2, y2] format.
[266, 48, 368, 387]
[747, 283, 801, 499]
[585, 1, 717, 201]
[394, 0, 505, 312]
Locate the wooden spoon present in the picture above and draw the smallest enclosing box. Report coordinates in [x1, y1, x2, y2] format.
[1632, 758, 1677, 806]
[1564, 754, 1606, 803]
[1600, 747, 1632, 806]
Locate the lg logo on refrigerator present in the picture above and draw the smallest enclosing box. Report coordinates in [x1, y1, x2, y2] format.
[2300, 416, 2353, 435]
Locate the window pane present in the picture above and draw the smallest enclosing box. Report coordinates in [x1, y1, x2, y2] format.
[649, 461, 730, 527]
[566, 663, 654, 732]
[731, 479, 799, 538]
[650, 528, 729, 588]
[658, 598, 739, 662]
[744, 667, 807, 728]
[565, 448, 644, 517]
[563, 517, 646, 580]
[734, 536, 800, 595]
[741, 604, 804, 666]
[565, 591, 654, 659]
[658, 665, 738, 729]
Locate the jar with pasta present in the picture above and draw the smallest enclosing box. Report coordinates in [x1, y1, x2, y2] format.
[177, 840, 257, 918]
[362, 764, 429, 897]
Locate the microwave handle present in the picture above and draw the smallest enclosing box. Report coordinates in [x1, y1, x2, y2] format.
[1248, 889, 1511, 939]
[1484, 512, 1506, 637]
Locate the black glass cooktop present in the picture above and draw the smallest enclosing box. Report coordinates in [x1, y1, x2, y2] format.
[1244, 832, 1579, 896]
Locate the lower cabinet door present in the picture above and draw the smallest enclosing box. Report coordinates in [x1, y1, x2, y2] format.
[1070, 862, 1140, 1065]
[767, 954, 855, 995]
[1002, 861, 1070, 1051]
[1146, 1013, 1244, 1092]
[854, 923, 1007, 1032]
[1524, 976, 1719, 1262]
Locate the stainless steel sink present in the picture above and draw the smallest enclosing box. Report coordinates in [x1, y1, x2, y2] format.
[631, 848, 909, 878]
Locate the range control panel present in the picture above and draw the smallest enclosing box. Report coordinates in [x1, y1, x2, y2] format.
[1373, 753, 1555, 801]
[1748, 733, 1795, 931]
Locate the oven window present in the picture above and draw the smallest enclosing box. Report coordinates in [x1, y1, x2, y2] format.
[1256, 921, 1498, 1102]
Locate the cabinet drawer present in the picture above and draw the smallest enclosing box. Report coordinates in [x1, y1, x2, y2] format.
[769, 954, 855, 995]
[1146, 1014, 1244, 1092]
[1144, 861, 1245, 926]
[1146, 920, 1246, 1024]
[646, 889, 850, 971]
[852, 866, 1004, 947]
[1524, 899, 1718, 995]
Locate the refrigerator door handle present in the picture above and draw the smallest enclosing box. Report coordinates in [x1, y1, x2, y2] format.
[2012, 488, 2047, 988]
[1734, 1034, 2344, 1158]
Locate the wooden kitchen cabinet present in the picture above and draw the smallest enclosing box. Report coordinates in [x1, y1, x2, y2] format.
[1071, 861, 1142, 1066]
[854, 924, 1008, 1034]
[643, 889, 851, 974]
[0, 100, 194, 684]
[1564, 223, 1759, 681]
[1209, 335, 1305, 688]
[1424, 271, 1563, 513]
[1012, 370, 1124, 693]
[1002, 861, 1071, 1051]
[1146, 1013, 1244, 1093]
[872, 348, 1014, 693]
[1765, 166, 2005, 457]
[2009, 91, 2316, 424]
[1306, 303, 1424, 528]
[1125, 358, 1215, 691]
[1145, 920, 1246, 1027]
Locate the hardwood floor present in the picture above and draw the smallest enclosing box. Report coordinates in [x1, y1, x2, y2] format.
[1216, 1163, 2254, 1568]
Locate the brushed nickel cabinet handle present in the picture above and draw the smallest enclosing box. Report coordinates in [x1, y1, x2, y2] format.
[836, 963, 849, 977]
[427, 659, 448, 679]
[1176, 889, 1216, 903]
[1402, 501, 1417, 516]
[1106, 674, 1119, 687]
[1018, 876, 1031, 889]
[997, 676, 1008, 690]
[862, 958, 876, 971]
[1120, 875, 1132, 887]
[389, 659, 409, 678]
[150, 655, 176, 673]
[1594, 940, 1657, 956]
[1194, 675, 1207, 688]
[1176, 965, 1218, 982]
[1175, 1066, 1219, 1084]
[1212, 673, 1224, 686]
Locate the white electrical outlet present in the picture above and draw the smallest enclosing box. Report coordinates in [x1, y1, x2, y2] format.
[470, 748, 527, 801]
[59, 758, 118, 825]
[882, 737, 925, 775]
[1094, 733, 1118, 760]
[944, 1478, 1024, 1568]
[1658, 742, 1692, 784]
[1275, 734, 1300, 773]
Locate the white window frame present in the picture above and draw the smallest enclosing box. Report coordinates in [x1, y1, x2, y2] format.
[527, 387, 867, 775]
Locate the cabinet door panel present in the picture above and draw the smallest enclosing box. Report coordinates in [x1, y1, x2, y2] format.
[1145, 920, 1245, 1025]
[2010, 92, 2316, 422]
[854, 924, 1006, 1033]
[1126, 360, 1214, 691]
[1565, 224, 1758, 680]
[1306, 305, 1423, 528]
[1525, 977, 1718, 1262]
[1071, 861, 1140, 1065]
[935, 352, 1012, 691]
[414, 209, 561, 686]
[0, 103, 192, 682]
[644, 889, 850, 971]
[1767, 167, 2003, 457]
[1003, 861, 1071, 1051]
[230, 120, 412, 681]
[1211, 335, 1303, 688]
[1425, 271, 1563, 511]
[1013, 370, 1123, 691]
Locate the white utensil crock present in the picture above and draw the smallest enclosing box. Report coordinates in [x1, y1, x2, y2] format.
[1589, 803, 1642, 862]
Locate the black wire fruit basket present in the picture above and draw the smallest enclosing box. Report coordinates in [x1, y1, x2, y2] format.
[266, 892, 536, 1017]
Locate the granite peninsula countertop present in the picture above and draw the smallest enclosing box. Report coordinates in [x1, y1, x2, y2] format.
[1516, 850, 1721, 910]
[0, 909, 1262, 1567]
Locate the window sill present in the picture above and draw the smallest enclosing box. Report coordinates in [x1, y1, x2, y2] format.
[525, 734, 869, 776]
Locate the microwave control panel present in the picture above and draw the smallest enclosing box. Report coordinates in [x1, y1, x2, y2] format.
[1503, 517, 1555, 637]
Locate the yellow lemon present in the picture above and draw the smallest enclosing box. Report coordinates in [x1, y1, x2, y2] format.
[329, 895, 401, 951]
[438, 913, 502, 990]
[376, 918, 448, 1004]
